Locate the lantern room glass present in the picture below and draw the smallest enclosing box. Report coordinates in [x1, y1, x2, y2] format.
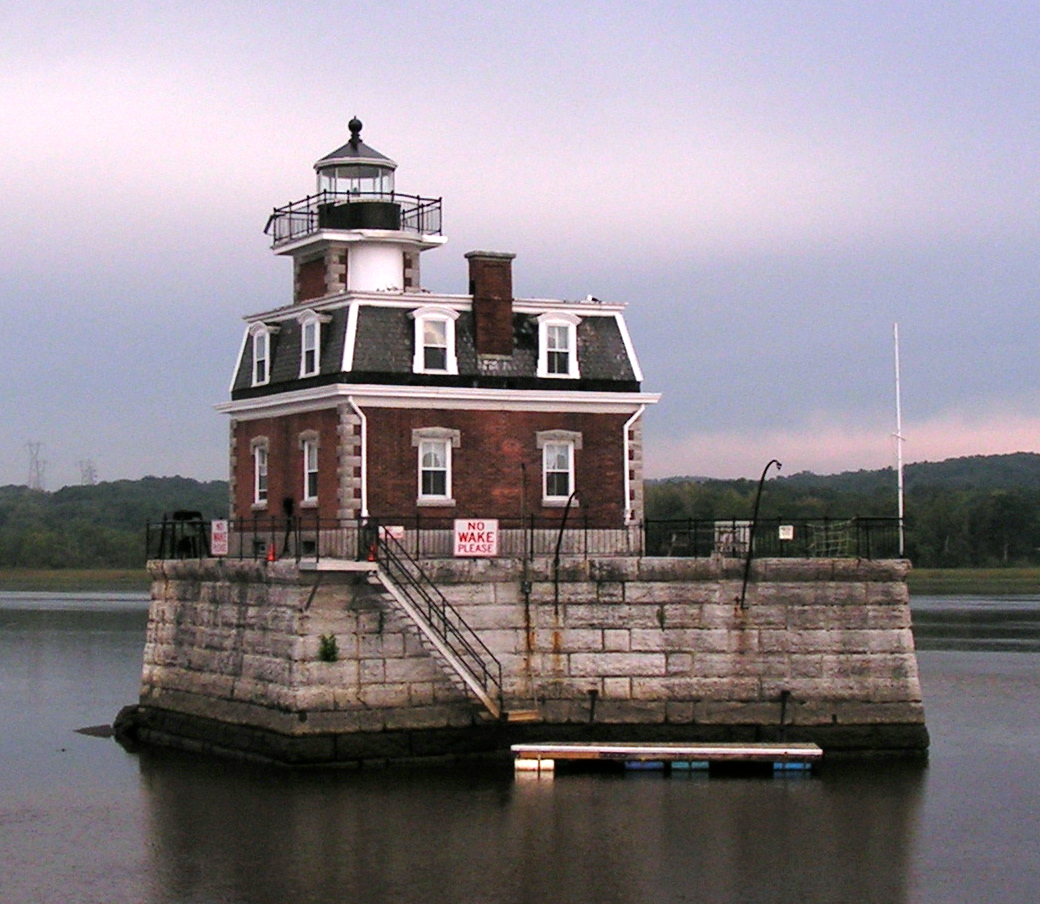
[317, 165, 395, 198]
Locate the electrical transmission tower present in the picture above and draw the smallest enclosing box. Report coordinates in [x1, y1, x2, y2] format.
[27, 442, 46, 491]
[79, 460, 98, 486]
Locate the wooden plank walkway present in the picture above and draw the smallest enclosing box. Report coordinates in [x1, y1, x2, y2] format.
[512, 741, 822, 776]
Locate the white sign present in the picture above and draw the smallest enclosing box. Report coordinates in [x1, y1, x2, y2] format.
[210, 520, 229, 556]
[778, 524, 795, 541]
[454, 519, 499, 557]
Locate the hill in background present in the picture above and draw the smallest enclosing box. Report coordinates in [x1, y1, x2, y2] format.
[2, 452, 1039, 569]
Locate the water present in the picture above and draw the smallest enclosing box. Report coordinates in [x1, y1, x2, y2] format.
[2, 591, 1040, 903]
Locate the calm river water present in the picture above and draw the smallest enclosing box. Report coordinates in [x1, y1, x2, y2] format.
[2, 590, 1039, 904]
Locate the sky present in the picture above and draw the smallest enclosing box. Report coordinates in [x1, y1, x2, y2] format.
[2, 1, 1038, 488]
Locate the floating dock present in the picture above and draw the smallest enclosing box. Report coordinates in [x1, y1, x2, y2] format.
[512, 741, 823, 777]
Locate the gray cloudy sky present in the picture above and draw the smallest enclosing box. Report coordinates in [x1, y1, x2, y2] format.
[2, 1, 1038, 488]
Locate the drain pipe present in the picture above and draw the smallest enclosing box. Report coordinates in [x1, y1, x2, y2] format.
[346, 396, 368, 518]
[622, 405, 646, 524]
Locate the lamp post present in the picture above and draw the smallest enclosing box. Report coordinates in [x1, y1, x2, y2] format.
[738, 458, 782, 609]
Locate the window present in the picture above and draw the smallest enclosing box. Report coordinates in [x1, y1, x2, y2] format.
[301, 433, 319, 503]
[249, 324, 278, 387]
[412, 427, 460, 505]
[253, 330, 269, 385]
[420, 439, 449, 498]
[299, 312, 330, 378]
[536, 430, 582, 505]
[537, 313, 580, 378]
[411, 307, 459, 374]
[251, 439, 268, 507]
[543, 442, 572, 499]
[423, 319, 448, 370]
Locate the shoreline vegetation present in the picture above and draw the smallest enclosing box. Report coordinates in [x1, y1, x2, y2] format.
[0, 566, 1036, 596]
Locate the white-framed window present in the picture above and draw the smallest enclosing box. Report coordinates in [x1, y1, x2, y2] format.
[537, 313, 580, 378]
[251, 437, 269, 508]
[300, 432, 319, 504]
[420, 439, 450, 497]
[412, 427, 460, 505]
[299, 312, 330, 379]
[411, 306, 459, 375]
[536, 430, 582, 505]
[249, 324, 278, 387]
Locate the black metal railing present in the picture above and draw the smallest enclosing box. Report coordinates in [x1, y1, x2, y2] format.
[146, 514, 903, 563]
[376, 530, 503, 714]
[264, 190, 443, 245]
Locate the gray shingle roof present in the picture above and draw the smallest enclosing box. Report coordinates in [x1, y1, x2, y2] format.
[231, 301, 639, 399]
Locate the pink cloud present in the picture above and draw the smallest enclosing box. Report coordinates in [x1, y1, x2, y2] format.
[646, 405, 1040, 479]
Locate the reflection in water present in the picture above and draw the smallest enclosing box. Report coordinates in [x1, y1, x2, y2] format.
[137, 751, 924, 904]
[9, 591, 1040, 904]
[912, 595, 1040, 651]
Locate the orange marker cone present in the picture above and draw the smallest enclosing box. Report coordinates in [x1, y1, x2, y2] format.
[267, 542, 276, 563]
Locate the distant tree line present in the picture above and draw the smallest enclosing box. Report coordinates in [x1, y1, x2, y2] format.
[1, 454, 1038, 568]
[0, 477, 228, 569]
[647, 453, 1040, 568]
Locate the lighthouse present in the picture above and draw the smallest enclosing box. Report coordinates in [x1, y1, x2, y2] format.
[218, 121, 658, 541]
[265, 117, 445, 299]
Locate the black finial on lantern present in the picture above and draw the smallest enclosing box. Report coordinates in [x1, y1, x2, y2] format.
[348, 117, 363, 148]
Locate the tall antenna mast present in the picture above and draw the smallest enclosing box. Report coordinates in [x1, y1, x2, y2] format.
[893, 323, 905, 557]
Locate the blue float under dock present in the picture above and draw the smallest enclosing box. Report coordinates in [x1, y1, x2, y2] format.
[512, 741, 823, 776]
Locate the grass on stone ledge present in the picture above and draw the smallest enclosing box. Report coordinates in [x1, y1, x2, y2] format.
[1, 565, 1036, 596]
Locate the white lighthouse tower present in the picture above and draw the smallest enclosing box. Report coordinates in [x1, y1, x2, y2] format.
[265, 117, 446, 300]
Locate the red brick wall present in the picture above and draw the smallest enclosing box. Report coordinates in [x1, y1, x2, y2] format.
[366, 408, 627, 526]
[296, 258, 326, 302]
[231, 409, 341, 521]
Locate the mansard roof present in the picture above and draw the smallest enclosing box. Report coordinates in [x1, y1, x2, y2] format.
[229, 296, 642, 400]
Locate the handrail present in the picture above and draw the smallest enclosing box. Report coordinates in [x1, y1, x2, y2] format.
[375, 530, 503, 715]
[265, 189, 443, 245]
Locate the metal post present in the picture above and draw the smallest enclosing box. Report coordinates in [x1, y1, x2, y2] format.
[739, 459, 782, 609]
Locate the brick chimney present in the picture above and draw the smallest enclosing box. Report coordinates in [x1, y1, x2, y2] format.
[466, 251, 515, 356]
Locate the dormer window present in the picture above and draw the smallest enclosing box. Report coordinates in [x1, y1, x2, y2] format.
[537, 313, 580, 378]
[249, 324, 277, 387]
[299, 312, 330, 379]
[411, 306, 459, 375]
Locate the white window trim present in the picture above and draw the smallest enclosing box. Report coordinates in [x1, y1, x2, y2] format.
[300, 431, 319, 506]
[249, 324, 278, 387]
[536, 430, 582, 506]
[250, 436, 269, 509]
[410, 306, 460, 375]
[298, 312, 331, 379]
[412, 427, 460, 506]
[536, 312, 580, 379]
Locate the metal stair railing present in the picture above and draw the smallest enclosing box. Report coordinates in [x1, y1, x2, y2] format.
[374, 532, 504, 719]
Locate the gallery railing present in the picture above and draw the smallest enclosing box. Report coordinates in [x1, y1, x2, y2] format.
[147, 514, 903, 562]
[264, 190, 443, 246]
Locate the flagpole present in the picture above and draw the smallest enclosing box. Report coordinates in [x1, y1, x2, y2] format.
[893, 323, 906, 557]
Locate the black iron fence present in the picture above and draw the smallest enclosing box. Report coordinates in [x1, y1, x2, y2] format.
[147, 514, 902, 562]
[264, 190, 443, 245]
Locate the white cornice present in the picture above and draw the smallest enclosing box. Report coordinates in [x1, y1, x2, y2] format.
[243, 292, 628, 324]
[215, 383, 661, 420]
[273, 230, 447, 257]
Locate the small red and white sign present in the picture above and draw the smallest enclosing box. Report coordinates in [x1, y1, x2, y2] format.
[453, 519, 499, 557]
[210, 520, 229, 557]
